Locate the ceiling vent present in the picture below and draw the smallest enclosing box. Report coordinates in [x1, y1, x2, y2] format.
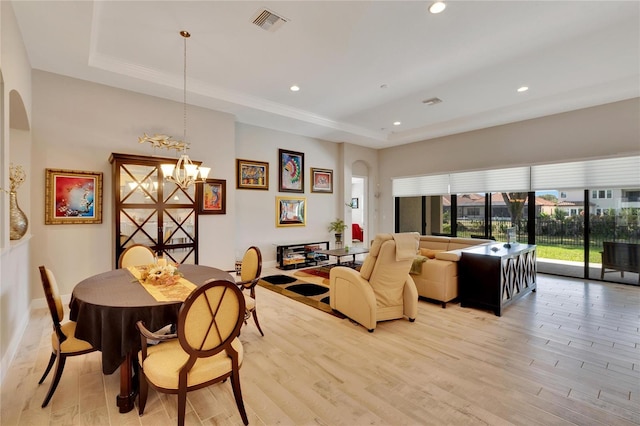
[252, 8, 288, 32]
[422, 97, 443, 106]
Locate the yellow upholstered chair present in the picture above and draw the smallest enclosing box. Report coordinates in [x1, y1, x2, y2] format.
[236, 246, 264, 336]
[38, 266, 96, 407]
[136, 279, 248, 426]
[329, 233, 420, 332]
[118, 244, 155, 268]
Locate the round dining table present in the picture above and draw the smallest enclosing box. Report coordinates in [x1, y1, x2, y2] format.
[69, 264, 234, 413]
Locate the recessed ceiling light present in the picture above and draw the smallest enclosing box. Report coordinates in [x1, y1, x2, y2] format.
[429, 1, 446, 14]
[393, 121, 402, 126]
[290, 85, 300, 92]
[517, 86, 529, 92]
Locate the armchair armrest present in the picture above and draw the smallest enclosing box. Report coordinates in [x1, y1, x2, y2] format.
[403, 275, 418, 320]
[136, 320, 178, 360]
[329, 266, 377, 331]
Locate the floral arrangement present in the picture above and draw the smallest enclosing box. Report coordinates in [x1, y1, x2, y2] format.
[10, 164, 26, 192]
[0, 163, 27, 194]
[139, 262, 183, 286]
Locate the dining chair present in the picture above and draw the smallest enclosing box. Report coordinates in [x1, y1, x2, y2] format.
[136, 279, 248, 426]
[236, 246, 264, 336]
[118, 244, 156, 268]
[38, 266, 97, 407]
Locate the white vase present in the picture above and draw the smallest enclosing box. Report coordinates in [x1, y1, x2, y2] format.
[9, 191, 28, 240]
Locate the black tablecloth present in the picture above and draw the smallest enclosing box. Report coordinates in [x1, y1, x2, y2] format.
[69, 264, 233, 374]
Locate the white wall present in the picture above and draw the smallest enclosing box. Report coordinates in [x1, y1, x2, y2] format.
[30, 70, 236, 298]
[235, 123, 343, 263]
[378, 98, 640, 233]
[0, 0, 33, 382]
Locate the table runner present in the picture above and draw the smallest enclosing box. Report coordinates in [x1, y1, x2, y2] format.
[127, 265, 196, 302]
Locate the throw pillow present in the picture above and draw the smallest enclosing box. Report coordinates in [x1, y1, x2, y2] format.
[419, 248, 442, 259]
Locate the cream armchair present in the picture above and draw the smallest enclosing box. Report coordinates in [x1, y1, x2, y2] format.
[329, 232, 420, 332]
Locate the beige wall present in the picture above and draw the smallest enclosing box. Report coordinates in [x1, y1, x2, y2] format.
[378, 98, 640, 233]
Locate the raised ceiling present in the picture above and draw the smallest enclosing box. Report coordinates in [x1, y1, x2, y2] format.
[11, 1, 640, 149]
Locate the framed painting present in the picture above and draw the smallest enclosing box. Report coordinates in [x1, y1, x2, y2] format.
[276, 196, 306, 227]
[236, 158, 269, 190]
[197, 179, 226, 215]
[310, 167, 333, 193]
[279, 149, 304, 193]
[45, 168, 103, 224]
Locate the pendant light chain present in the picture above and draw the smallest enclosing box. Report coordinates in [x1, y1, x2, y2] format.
[141, 29, 210, 189]
[182, 30, 190, 146]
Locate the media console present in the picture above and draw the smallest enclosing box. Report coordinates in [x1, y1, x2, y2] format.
[275, 241, 330, 270]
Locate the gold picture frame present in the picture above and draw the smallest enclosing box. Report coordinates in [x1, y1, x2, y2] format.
[276, 196, 306, 227]
[45, 168, 103, 224]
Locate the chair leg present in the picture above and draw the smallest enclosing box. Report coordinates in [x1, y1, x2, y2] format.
[138, 370, 148, 415]
[177, 389, 187, 426]
[38, 352, 57, 384]
[41, 353, 67, 407]
[230, 369, 249, 425]
[251, 309, 264, 336]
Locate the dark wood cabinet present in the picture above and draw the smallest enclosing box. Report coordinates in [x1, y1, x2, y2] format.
[110, 153, 198, 268]
[459, 243, 536, 316]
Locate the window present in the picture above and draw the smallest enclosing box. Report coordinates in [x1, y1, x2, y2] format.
[599, 190, 606, 198]
[607, 190, 612, 199]
[592, 190, 597, 198]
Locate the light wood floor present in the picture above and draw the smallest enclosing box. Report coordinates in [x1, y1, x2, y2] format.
[1, 268, 639, 425]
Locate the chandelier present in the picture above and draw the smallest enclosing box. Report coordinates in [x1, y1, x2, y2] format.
[139, 30, 210, 189]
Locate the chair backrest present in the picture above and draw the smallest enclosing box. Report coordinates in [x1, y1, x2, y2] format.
[177, 280, 245, 359]
[240, 246, 262, 283]
[118, 244, 156, 268]
[39, 265, 65, 329]
[358, 233, 419, 307]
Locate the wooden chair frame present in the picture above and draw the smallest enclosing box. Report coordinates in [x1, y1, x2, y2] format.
[38, 266, 96, 407]
[136, 280, 248, 426]
[236, 246, 264, 336]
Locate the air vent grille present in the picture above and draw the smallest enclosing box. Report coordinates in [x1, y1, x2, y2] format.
[252, 9, 288, 32]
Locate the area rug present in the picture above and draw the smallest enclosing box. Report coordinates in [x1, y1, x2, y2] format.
[258, 275, 344, 318]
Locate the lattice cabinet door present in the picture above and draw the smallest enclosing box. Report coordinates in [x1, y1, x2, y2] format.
[110, 153, 199, 268]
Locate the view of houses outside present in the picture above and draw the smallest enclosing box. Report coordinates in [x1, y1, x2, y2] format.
[398, 187, 639, 285]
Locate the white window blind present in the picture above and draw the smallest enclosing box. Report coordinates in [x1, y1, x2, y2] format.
[531, 156, 640, 190]
[449, 166, 530, 194]
[392, 174, 450, 197]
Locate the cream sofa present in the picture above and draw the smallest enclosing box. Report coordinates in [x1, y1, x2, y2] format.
[412, 235, 493, 308]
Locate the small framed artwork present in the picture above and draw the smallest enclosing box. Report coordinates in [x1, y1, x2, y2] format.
[45, 168, 103, 224]
[197, 179, 226, 215]
[236, 158, 269, 190]
[276, 196, 306, 227]
[351, 197, 359, 209]
[279, 149, 304, 193]
[311, 168, 333, 193]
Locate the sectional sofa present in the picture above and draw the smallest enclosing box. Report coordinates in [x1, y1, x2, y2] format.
[411, 235, 494, 308]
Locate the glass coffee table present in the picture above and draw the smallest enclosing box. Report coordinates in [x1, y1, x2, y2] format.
[315, 247, 369, 266]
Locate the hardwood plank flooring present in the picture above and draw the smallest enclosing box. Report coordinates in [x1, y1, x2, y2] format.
[1, 270, 638, 425]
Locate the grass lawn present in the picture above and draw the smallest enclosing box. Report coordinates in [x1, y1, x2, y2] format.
[536, 244, 601, 264]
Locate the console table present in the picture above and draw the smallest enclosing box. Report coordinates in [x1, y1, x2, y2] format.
[459, 243, 536, 316]
[275, 241, 329, 270]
